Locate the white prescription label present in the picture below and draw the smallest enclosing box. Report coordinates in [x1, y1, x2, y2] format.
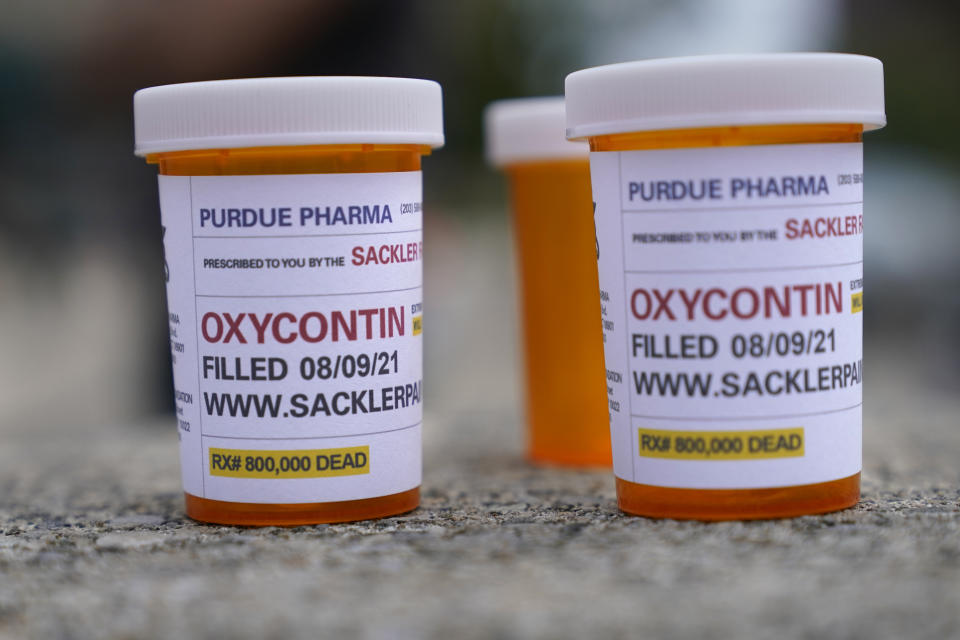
[591, 144, 863, 489]
[159, 172, 423, 503]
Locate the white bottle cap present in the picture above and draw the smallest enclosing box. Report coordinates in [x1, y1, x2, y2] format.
[484, 97, 587, 167]
[134, 76, 444, 156]
[565, 53, 886, 139]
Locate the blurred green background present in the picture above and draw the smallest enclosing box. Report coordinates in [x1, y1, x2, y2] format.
[0, 0, 957, 431]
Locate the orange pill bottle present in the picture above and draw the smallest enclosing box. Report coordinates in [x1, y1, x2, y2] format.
[134, 77, 443, 525]
[565, 54, 885, 519]
[485, 98, 610, 467]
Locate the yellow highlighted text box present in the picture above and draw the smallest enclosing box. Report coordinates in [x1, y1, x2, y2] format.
[638, 427, 804, 461]
[851, 292, 863, 313]
[412, 315, 423, 335]
[209, 446, 369, 479]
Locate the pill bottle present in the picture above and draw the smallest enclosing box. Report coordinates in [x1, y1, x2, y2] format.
[134, 77, 443, 525]
[485, 97, 610, 467]
[565, 54, 885, 519]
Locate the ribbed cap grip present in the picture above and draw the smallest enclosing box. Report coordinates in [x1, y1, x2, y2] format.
[134, 76, 444, 155]
[565, 53, 885, 139]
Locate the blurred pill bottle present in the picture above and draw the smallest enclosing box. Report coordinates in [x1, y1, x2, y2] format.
[565, 54, 885, 519]
[485, 97, 611, 467]
[135, 77, 443, 525]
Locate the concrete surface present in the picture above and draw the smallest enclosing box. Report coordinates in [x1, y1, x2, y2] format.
[1, 223, 959, 639]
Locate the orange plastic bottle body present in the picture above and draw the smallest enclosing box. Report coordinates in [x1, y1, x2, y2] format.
[505, 160, 611, 467]
[590, 124, 862, 520]
[149, 144, 428, 526]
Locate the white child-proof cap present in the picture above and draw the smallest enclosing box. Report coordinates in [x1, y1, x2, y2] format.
[134, 76, 444, 155]
[565, 53, 886, 139]
[484, 97, 587, 167]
